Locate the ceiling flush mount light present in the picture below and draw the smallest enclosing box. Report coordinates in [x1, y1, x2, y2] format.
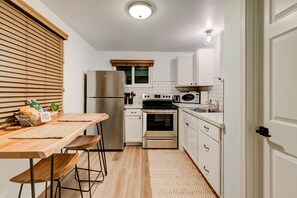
[128, 1, 155, 20]
[204, 29, 215, 45]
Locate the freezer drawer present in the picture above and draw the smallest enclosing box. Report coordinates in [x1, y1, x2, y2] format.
[87, 98, 124, 150]
[143, 138, 178, 149]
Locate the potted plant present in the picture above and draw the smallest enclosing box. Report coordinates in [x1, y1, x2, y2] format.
[49, 103, 61, 119]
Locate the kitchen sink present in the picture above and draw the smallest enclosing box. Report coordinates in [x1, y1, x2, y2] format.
[190, 107, 222, 113]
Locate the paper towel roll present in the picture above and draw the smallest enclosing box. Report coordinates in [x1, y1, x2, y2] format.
[200, 91, 209, 104]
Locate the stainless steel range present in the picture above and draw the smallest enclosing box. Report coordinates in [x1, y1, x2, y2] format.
[142, 94, 178, 149]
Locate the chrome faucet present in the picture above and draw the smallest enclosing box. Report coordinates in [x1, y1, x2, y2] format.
[208, 99, 220, 110]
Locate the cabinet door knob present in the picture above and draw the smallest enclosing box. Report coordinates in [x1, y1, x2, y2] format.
[204, 126, 209, 131]
[186, 123, 189, 126]
[204, 144, 210, 151]
[139, 116, 141, 119]
[190, 83, 192, 85]
[203, 166, 210, 173]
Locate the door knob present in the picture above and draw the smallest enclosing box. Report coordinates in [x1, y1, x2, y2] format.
[256, 126, 271, 137]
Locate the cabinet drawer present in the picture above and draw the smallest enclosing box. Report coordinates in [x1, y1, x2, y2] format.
[198, 153, 220, 196]
[184, 112, 198, 126]
[198, 130, 220, 169]
[125, 109, 142, 116]
[198, 119, 220, 142]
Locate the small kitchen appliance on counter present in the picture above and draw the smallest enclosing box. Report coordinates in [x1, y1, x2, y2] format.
[172, 95, 180, 103]
[142, 94, 178, 149]
[124, 92, 130, 104]
[124, 92, 135, 104]
[200, 91, 209, 104]
[179, 91, 200, 103]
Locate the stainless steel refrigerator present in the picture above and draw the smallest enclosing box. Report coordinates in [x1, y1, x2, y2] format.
[86, 70, 125, 150]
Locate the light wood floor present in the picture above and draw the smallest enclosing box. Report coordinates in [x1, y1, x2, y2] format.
[40, 146, 152, 198]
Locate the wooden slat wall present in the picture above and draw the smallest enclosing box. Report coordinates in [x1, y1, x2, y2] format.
[0, 1, 64, 127]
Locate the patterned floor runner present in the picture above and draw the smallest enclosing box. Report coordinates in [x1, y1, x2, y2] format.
[148, 150, 217, 198]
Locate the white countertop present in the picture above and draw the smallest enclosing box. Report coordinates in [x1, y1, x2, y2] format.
[124, 104, 142, 109]
[182, 108, 224, 128]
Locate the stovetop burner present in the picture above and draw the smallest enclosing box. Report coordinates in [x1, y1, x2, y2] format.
[143, 104, 177, 110]
[142, 94, 177, 110]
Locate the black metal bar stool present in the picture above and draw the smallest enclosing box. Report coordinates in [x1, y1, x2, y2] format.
[64, 135, 104, 198]
[96, 122, 107, 176]
[10, 153, 83, 198]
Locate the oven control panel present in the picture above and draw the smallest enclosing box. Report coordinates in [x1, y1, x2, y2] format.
[143, 94, 172, 100]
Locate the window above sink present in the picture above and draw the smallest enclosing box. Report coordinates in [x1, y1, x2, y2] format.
[116, 66, 152, 87]
[111, 59, 154, 87]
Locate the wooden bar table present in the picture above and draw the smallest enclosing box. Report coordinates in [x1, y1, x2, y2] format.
[0, 113, 109, 198]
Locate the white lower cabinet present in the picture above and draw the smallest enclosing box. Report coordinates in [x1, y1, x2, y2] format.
[198, 119, 221, 142]
[198, 152, 220, 195]
[188, 123, 198, 164]
[178, 108, 184, 149]
[181, 110, 223, 197]
[124, 109, 142, 145]
[183, 112, 198, 165]
[198, 130, 220, 169]
[183, 120, 189, 152]
[198, 129, 221, 195]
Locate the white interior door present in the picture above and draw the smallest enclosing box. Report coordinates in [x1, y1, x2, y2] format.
[262, 0, 297, 197]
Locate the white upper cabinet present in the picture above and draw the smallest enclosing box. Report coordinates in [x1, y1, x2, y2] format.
[194, 49, 214, 86]
[175, 49, 214, 87]
[176, 53, 194, 86]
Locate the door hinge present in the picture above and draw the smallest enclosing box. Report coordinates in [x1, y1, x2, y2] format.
[256, 126, 271, 137]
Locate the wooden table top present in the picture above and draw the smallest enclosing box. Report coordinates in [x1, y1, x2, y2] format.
[0, 113, 109, 159]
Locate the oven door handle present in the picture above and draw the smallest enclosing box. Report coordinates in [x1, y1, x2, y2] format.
[147, 139, 175, 141]
[142, 110, 177, 114]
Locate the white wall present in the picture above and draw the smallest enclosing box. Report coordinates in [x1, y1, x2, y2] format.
[207, 33, 224, 110]
[213, 32, 224, 78]
[223, 0, 245, 197]
[94, 51, 190, 82]
[0, 1, 98, 197]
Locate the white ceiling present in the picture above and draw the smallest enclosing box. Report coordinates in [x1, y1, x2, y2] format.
[40, 0, 224, 52]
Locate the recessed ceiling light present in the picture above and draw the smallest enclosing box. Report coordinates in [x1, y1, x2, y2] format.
[128, 1, 155, 20]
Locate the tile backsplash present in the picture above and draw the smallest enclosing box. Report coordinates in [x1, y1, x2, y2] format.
[125, 79, 224, 111]
[207, 79, 224, 111]
[125, 81, 179, 105]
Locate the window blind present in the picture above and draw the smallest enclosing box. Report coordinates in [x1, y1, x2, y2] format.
[0, 1, 64, 128]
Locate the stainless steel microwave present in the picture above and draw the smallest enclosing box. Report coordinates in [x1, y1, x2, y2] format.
[180, 92, 200, 103]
